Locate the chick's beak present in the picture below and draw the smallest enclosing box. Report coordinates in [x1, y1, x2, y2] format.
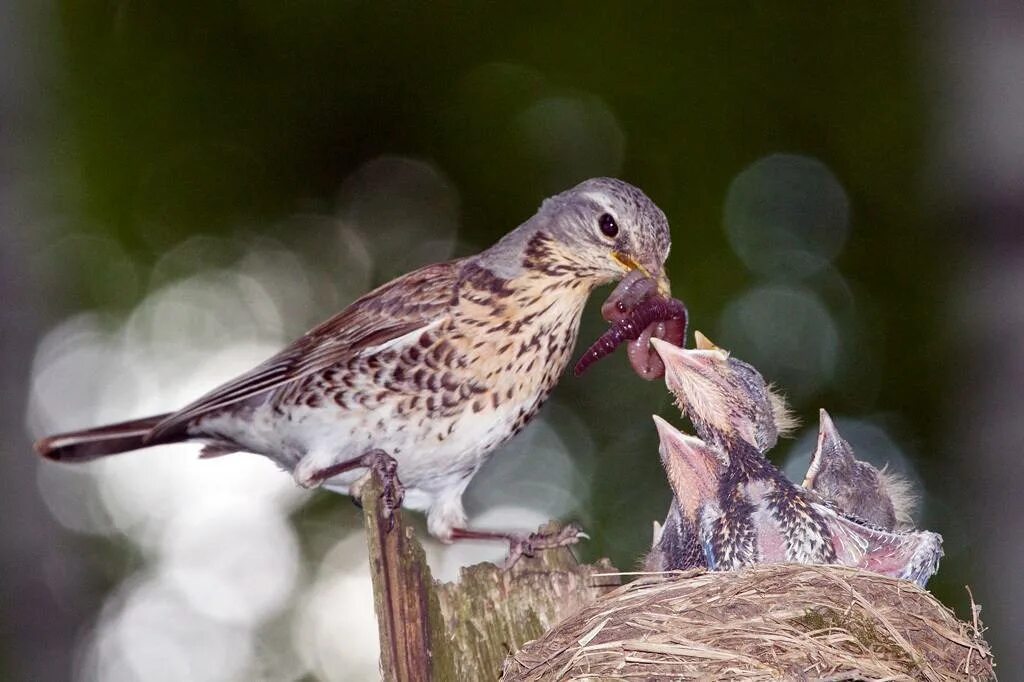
[817, 408, 839, 443]
[651, 415, 724, 515]
[650, 337, 715, 390]
[652, 414, 692, 452]
[649, 337, 689, 394]
[803, 409, 838, 488]
[694, 331, 724, 353]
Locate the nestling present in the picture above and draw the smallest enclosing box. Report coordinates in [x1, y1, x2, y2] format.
[803, 408, 917, 530]
[647, 338, 943, 586]
[644, 415, 724, 572]
[657, 332, 915, 527]
[646, 331, 794, 571]
[659, 331, 797, 452]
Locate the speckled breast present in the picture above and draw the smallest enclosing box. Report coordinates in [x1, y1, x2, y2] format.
[264, 267, 591, 478]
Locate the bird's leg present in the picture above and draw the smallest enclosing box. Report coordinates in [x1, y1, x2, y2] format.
[306, 449, 406, 529]
[448, 522, 587, 568]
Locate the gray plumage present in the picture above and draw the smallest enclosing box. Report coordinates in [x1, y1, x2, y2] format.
[803, 409, 917, 530]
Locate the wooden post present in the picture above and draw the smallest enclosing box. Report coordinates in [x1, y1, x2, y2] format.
[360, 468, 620, 681]
[361, 469, 454, 681]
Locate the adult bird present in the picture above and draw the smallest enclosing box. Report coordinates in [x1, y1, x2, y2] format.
[35, 177, 672, 553]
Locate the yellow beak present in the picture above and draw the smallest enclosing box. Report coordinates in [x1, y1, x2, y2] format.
[612, 252, 671, 297]
[694, 331, 726, 353]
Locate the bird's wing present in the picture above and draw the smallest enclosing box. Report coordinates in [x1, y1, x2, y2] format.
[823, 506, 943, 587]
[148, 260, 463, 441]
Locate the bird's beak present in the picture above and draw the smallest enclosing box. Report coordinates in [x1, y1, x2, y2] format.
[651, 415, 724, 516]
[650, 337, 691, 389]
[802, 408, 837, 488]
[612, 252, 672, 296]
[651, 337, 736, 436]
[817, 408, 839, 444]
[652, 413, 694, 451]
[653, 269, 672, 297]
[650, 337, 720, 389]
[694, 331, 726, 353]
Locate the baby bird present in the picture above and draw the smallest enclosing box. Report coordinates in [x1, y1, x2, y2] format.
[644, 415, 724, 572]
[803, 409, 917, 530]
[646, 331, 795, 571]
[660, 332, 914, 527]
[647, 338, 943, 586]
[648, 417, 837, 571]
[663, 331, 797, 450]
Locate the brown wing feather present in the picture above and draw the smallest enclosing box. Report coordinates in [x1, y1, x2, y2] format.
[147, 260, 463, 441]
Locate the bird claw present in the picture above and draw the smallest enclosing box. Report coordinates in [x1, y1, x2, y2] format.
[306, 449, 405, 531]
[364, 451, 405, 532]
[504, 522, 587, 569]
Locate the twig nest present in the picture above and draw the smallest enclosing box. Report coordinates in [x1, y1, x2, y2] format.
[502, 564, 993, 681]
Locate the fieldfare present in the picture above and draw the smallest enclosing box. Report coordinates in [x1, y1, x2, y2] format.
[647, 338, 943, 586]
[646, 417, 942, 586]
[651, 331, 917, 529]
[803, 409, 917, 530]
[35, 177, 672, 551]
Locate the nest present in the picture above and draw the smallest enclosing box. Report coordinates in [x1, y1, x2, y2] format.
[501, 564, 993, 681]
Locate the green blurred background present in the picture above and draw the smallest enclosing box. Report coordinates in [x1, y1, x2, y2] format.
[3, 3, 1020, 680]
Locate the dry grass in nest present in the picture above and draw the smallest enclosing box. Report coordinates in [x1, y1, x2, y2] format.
[502, 564, 993, 681]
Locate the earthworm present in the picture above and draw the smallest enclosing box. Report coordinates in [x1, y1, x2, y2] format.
[600, 269, 659, 323]
[574, 294, 688, 379]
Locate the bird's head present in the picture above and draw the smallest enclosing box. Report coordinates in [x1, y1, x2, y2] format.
[804, 409, 909, 530]
[803, 408, 857, 489]
[651, 332, 796, 452]
[652, 415, 724, 521]
[487, 177, 672, 295]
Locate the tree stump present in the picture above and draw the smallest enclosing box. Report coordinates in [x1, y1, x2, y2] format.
[360, 468, 621, 681]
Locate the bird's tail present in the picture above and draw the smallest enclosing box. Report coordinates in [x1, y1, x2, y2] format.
[34, 414, 175, 462]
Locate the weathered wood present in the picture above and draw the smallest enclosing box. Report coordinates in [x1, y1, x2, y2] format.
[361, 470, 453, 681]
[361, 469, 620, 681]
[435, 526, 620, 680]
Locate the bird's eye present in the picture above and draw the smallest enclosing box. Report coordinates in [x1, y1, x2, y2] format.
[598, 213, 619, 238]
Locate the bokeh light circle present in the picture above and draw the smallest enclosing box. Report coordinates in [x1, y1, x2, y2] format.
[517, 95, 625, 193]
[718, 284, 839, 399]
[159, 498, 300, 626]
[724, 154, 850, 279]
[336, 156, 460, 282]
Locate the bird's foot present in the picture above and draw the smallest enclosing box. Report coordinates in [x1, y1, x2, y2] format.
[448, 522, 588, 569]
[303, 449, 405, 531]
[366, 452, 405, 529]
[505, 522, 587, 568]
